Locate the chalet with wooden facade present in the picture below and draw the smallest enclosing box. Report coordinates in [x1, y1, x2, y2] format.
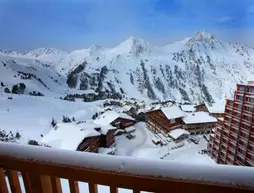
[94, 111, 136, 129]
[93, 124, 117, 148]
[41, 122, 116, 153]
[41, 123, 101, 153]
[195, 102, 225, 119]
[146, 106, 186, 133]
[195, 103, 208, 112]
[182, 112, 217, 135]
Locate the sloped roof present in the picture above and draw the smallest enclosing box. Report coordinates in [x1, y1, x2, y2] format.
[182, 112, 217, 124]
[168, 128, 190, 140]
[94, 111, 135, 125]
[161, 106, 186, 120]
[41, 123, 100, 151]
[78, 121, 116, 135]
[205, 102, 225, 114]
[180, 105, 196, 112]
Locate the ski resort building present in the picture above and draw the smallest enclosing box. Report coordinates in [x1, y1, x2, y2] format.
[207, 81, 254, 167]
[147, 105, 217, 135]
[94, 111, 136, 129]
[195, 104, 208, 112]
[41, 122, 116, 153]
[168, 128, 190, 142]
[146, 106, 186, 133]
[195, 103, 225, 119]
[93, 124, 117, 148]
[205, 102, 225, 119]
[180, 105, 196, 113]
[182, 112, 217, 135]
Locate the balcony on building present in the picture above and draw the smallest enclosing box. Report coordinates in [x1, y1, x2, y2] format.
[246, 158, 254, 167]
[1, 142, 254, 193]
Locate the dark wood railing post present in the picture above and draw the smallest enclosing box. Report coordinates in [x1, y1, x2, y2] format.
[0, 168, 8, 193]
[110, 186, 118, 193]
[50, 176, 62, 193]
[7, 170, 22, 193]
[21, 172, 32, 193]
[88, 183, 98, 193]
[69, 179, 80, 193]
[23, 172, 53, 193]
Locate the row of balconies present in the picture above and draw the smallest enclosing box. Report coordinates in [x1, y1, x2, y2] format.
[246, 158, 254, 166]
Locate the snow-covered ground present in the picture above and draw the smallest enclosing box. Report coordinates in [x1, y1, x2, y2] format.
[0, 93, 103, 143]
[0, 93, 214, 166]
[115, 122, 214, 165]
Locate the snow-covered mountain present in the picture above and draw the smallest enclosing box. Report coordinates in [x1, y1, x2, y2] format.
[0, 55, 67, 97]
[0, 48, 67, 65]
[1, 30, 254, 103]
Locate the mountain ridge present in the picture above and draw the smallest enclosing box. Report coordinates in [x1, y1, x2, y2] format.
[1, 30, 254, 103]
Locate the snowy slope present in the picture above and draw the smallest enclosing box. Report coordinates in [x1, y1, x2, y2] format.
[0, 94, 103, 144]
[2, 30, 254, 103]
[0, 55, 68, 97]
[0, 48, 67, 65]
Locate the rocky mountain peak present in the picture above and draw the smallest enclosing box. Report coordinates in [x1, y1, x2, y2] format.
[22, 48, 67, 56]
[185, 30, 221, 50]
[117, 36, 151, 55]
[193, 30, 216, 41]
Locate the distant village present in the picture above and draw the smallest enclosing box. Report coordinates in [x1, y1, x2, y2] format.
[41, 101, 224, 155]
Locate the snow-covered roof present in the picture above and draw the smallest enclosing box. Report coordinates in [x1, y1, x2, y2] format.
[180, 105, 196, 112]
[78, 121, 116, 135]
[114, 129, 125, 135]
[182, 112, 218, 124]
[125, 126, 136, 133]
[98, 147, 116, 155]
[161, 106, 186, 120]
[205, 102, 225, 114]
[122, 105, 134, 112]
[41, 123, 100, 151]
[218, 117, 224, 121]
[94, 111, 135, 125]
[168, 128, 190, 140]
[152, 137, 161, 143]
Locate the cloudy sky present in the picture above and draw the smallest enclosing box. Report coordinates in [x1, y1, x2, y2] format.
[0, 0, 254, 51]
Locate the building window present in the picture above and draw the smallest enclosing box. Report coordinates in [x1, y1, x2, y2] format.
[239, 86, 245, 91]
[237, 96, 243, 101]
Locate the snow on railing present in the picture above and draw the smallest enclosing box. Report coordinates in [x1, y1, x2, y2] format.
[0, 142, 254, 193]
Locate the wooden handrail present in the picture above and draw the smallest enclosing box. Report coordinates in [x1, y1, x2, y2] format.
[0, 142, 254, 193]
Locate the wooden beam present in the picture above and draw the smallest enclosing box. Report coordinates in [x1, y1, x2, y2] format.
[50, 176, 62, 193]
[40, 175, 53, 193]
[110, 186, 118, 193]
[0, 156, 252, 193]
[0, 168, 8, 193]
[7, 170, 22, 193]
[88, 183, 98, 193]
[68, 179, 79, 193]
[21, 172, 32, 193]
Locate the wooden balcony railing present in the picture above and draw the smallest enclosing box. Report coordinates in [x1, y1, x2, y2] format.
[0, 142, 254, 193]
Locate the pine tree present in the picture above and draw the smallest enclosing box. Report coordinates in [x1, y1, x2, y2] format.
[51, 118, 57, 127]
[15, 132, 21, 139]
